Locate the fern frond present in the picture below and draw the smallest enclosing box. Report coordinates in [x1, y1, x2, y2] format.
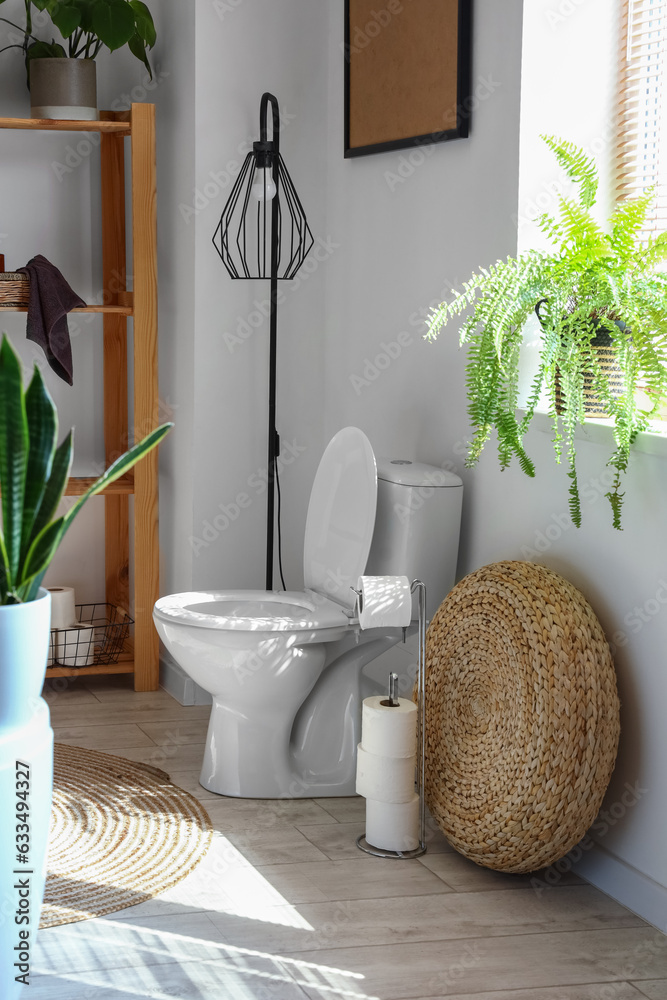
[605, 483, 624, 531]
[567, 468, 582, 528]
[495, 411, 535, 476]
[638, 230, 667, 270]
[609, 190, 655, 260]
[552, 195, 609, 260]
[540, 135, 599, 208]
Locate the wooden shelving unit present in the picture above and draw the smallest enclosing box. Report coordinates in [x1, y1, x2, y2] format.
[0, 105, 161, 691]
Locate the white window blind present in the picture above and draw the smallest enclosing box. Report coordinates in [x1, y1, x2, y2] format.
[617, 0, 667, 239]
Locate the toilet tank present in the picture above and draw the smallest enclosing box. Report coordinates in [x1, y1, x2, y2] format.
[364, 458, 463, 620]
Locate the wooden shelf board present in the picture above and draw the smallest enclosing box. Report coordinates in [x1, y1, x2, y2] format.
[46, 637, 134, 678]
[0, 116, 131, 134]
[45, 662, 135, 678]
[66, 475, 134, 496]
[0, 304, 132, 315]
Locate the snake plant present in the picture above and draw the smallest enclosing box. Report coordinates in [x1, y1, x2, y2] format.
[0, 334, 171, 605]
[426, 135, 667, 529]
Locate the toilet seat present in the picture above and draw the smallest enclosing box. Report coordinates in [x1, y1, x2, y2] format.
[155, 428, 377, 643]
[155, 428, 378, 637]
[153, 589, 350, 632]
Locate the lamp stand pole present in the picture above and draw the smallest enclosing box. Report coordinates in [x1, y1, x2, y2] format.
[265, 92, 281, 591]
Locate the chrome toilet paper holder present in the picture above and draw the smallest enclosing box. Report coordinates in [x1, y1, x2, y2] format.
[356, 579, 427, 860]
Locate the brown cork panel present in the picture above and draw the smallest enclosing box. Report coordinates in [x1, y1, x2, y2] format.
[349, 0, 460, 149]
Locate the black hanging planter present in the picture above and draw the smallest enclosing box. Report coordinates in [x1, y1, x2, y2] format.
[535, 301, 627, 418]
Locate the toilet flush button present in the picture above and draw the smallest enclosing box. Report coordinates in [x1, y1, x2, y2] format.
[391, 460, 412, 465]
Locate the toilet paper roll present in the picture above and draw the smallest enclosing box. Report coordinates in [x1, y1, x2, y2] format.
[365, 794, 420, 853]
[356, 575, 412, 630]
[361, 696, 417, 758]
[56, 623, 95, 667]
[356, 743, 416, 803]
[48, 586, 76, 629]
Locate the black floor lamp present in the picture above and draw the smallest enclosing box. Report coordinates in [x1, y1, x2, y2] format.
[213, 93, 314, 590]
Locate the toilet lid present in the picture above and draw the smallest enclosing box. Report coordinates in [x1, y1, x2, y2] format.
[303, 427, 377, 610]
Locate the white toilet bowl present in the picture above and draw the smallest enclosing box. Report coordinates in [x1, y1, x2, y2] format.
[154, 589, 374, 797]
[154, 427, 463, 798]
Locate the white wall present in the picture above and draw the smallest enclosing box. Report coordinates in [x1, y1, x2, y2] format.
[186, 0, 330, 592]
[146, 0, 196, 597]
[322, 0, 523, 487]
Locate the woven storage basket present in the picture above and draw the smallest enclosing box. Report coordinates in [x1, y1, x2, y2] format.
[422, 561, 620, 873]
[0, 272, 29, 307]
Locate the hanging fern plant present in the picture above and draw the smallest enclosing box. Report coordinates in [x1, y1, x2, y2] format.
[426, 135, 667, 529]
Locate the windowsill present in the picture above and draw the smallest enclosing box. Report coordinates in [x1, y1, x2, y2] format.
[522, 410, 667, 459]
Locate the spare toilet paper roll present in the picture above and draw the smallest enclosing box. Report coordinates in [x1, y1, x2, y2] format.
[56, 623, 95, 668]
[48, 586, 76, 629]
[361, 695, 417, 758]
[356, 743, 416, 803]
[356, 575, 412, 630]
[365, 794, 420, 853]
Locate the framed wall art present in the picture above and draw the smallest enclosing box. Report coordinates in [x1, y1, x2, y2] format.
[344, 0, 472, 158]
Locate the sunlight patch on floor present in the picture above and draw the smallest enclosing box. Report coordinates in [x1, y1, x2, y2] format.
[33, 923, 379, 1000]
[155, 832, 316, 928]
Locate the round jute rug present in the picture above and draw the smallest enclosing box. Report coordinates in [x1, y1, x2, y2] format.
[41, 744, 213, 928]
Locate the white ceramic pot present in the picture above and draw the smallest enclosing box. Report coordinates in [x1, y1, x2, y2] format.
[0, 590, 54, 997]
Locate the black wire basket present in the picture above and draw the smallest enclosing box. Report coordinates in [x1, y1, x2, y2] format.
[48, 604, 134, 668]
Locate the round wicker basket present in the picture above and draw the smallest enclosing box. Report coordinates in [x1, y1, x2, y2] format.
[422, 561, 620, 873]
[0, 272, 29, 307]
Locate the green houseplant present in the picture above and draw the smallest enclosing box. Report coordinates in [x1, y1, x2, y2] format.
[426, 135, 667, 529]
[0, 0, 156, 71]
[0, 333, 170, 988]
[0, 0, 156, 118]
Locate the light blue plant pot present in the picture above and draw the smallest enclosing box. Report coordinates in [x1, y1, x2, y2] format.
[0, 590, 53, 997]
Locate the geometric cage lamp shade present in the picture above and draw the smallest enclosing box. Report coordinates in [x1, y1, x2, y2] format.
[212, 94, 314, 279]
[212, 92, 314, 590]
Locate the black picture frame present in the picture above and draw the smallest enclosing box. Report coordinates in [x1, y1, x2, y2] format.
[344, 0, 473, 158]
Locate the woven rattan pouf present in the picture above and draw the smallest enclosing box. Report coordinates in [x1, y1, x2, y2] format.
[423, 560, 620, 873]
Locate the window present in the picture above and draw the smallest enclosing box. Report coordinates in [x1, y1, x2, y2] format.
[617, 0, 667, 241]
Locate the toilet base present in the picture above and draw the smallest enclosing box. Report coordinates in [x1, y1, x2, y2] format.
[198, 759, 359, 799]
[199, 697, 297, 798]
[197, 631, 406, 798]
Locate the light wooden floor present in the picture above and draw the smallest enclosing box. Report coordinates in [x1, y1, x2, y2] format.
[31, 675, 667, 1000]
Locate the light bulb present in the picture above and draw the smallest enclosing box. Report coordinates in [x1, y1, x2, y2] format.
[251, 167, 277, 202]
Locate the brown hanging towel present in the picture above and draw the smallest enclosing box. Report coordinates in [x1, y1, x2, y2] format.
[17, 254, 86, 385]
